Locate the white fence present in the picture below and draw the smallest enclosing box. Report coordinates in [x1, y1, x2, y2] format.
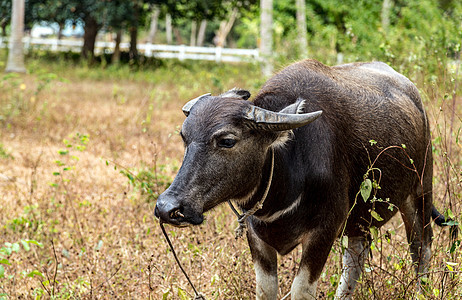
[0, 37, 259, 63]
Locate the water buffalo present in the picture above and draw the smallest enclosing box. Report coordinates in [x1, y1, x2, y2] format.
[155, 59, 455, 299]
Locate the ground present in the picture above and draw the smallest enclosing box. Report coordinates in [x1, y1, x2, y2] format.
[0, 58, 461, 299]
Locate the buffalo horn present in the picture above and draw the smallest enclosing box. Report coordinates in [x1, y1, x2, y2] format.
[243, 105, 322, 131]
[182, 93, 211, 116]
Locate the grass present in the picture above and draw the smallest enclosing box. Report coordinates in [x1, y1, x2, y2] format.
[0, 51, 461, 299]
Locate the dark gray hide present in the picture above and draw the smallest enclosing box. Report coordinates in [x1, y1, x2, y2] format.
[155, 60, 454, 299]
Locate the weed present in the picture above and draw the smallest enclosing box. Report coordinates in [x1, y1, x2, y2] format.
[0, 144, 13, 160]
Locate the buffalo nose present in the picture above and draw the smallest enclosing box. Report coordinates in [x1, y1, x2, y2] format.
[155, 197, 184, 224]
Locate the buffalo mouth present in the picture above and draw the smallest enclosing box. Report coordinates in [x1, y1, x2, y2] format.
[154, 204, 204, 227]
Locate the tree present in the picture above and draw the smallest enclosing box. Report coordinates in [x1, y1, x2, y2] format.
[27, 0, 73, 40]
[0, 0, 11, 37]
[260, 0, 273, 76]
[296, 0, 308, 57]
[147, 5, 160, 44]
[381, 0, 392, 33]
[196, 19, 207, 46]
[214, 7, 238, 47]
[6, 0, 26, 73]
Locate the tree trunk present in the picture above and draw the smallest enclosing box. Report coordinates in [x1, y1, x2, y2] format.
[57, 22, 64, 40]
[196, 20, 207, 46]
[112, 29, 122, 64]
[147, 6, 160, 44]
[296, 0, 308, 58]
[166, 13, 172, 44]
[1, 20, 8, 37]
[129, 3, 139, 60]
[6, 0, 26, 73]
[260, 0, 273, 76]
[190, 21, 197, 46]
[381, 0, 392, 33]
[213, 8, 238, 47]
[82, 16, 99, 60]
[173, 27, 183, 45]
[129, 26, 138, 60]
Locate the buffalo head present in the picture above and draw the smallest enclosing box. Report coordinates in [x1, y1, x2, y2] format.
[154, 89, 322, 226]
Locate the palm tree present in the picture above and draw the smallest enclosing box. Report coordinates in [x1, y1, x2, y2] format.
[5, 0, 26, 73]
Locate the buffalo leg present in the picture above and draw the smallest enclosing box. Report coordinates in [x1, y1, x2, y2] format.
[291, 229, 338, 299]
[247, 226, 278, 299]
[400, 194, 433, 278]
[335, 235, 370, 299]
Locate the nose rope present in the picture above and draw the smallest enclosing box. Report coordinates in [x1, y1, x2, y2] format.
[159, 221, 206, 300]
[228, 147, 275, 239]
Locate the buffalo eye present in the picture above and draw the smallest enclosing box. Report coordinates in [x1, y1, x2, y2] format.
[218, 138, 236, 148]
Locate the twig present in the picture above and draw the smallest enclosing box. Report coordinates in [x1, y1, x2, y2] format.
[82, 264, 122, 297]
[51, 240, 59, 297]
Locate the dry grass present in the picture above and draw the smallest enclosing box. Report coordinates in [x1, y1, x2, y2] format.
[0, 56, 461, 299]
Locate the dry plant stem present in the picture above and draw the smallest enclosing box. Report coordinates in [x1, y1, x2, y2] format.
[83, 264, 122, 297]
[402, 269, 461, 298]
[29, 151, 43, 198]
[51, 240, 59, 297]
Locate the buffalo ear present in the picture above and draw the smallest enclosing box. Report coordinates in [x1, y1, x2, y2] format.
[279, 98, 306, 114]
[182, 93, 211, 116]
[220, 88, 251, 100]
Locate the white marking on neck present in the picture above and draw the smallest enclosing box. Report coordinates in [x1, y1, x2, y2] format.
[258, 194, 303, 223]
[230, 183, 259, 206]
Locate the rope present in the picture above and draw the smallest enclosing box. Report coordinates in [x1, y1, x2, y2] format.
[160, 222, 206, 300]
[158, 148, 275, 298]
[228, 147, 275, 239]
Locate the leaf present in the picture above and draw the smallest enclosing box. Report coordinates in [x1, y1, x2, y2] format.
[1, 247, 12, 256]
[162, 290, 170, 300]
[21, 240, 31, 251]
[177, 287, 189, 300]
[27, 270, 45, 278]
[24, 240, 44, 248]
[369, 226, 379, 240]
[371, 210, 384, 221]
[95, 240, 103, 251]
[0, 258, 11, 266]
[58, 150, 69, 155]
[445, 208, 455, 219]
[442, 220, 459, 226]
[0, 265, 4, 278]
[361, 179, 372, 202]
[11, 243, 20, 253]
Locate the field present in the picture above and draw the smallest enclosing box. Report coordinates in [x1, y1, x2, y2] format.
[0, 54, 461, 299]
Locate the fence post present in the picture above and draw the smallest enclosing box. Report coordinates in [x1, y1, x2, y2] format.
[145, 43, 153, 57]
[23, 36, 31, 53]
[179, 44, 186, 61]
[215, 46, 222, 63]
[52, 39, 59, 51]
